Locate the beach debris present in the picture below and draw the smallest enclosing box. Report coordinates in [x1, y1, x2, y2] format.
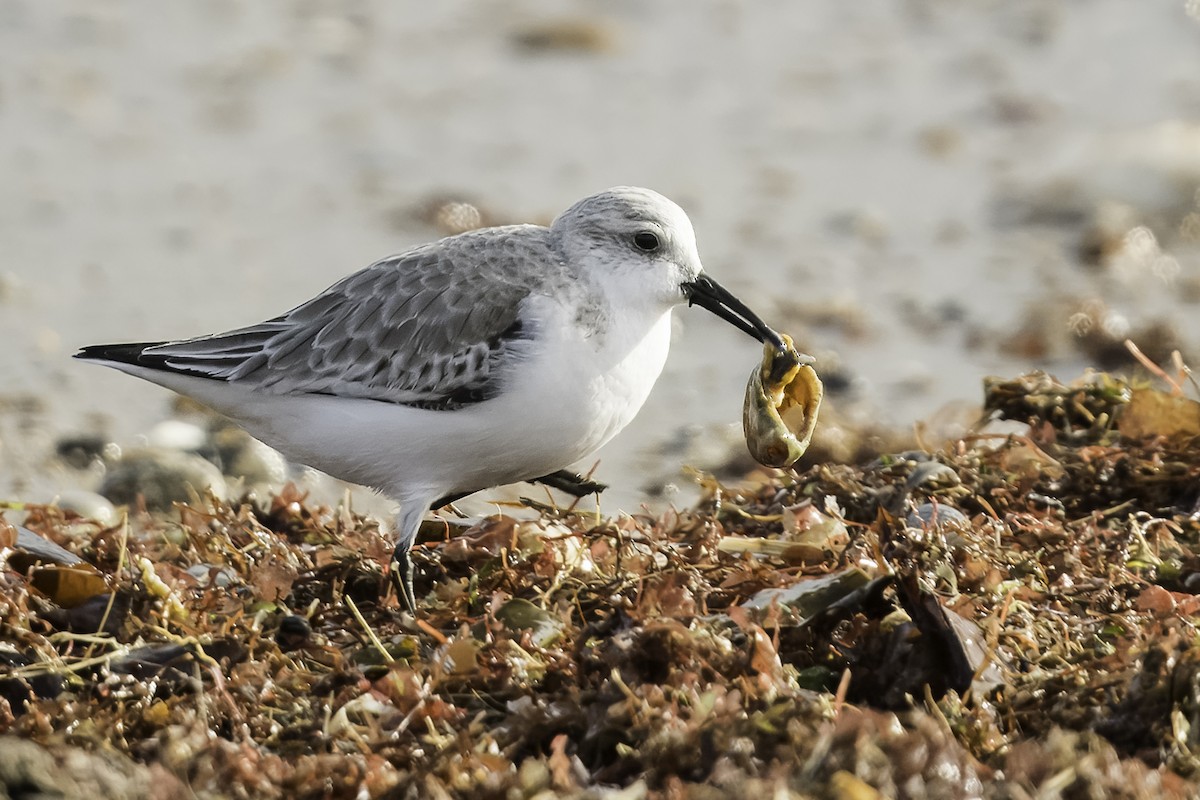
[741, 566, 871, 616]
[4, 369, 1200, 796]
[1118, 387, 1200, 440]
[743, 334, 823, 468]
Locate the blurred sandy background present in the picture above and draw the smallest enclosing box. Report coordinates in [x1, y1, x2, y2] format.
[2, 0, 1199, 514]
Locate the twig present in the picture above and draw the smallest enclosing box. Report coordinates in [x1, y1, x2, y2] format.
[1125, 339, 1183, 393]
[345, 595, 393, 664]
[91, 512, 131, 648]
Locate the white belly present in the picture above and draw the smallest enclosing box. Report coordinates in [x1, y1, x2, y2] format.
[497, 308, 673, 470]
[423, 305, 674, 495]
[106, 306, 675, 505]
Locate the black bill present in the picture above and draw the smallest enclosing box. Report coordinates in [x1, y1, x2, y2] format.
[683, 274, 785, 350]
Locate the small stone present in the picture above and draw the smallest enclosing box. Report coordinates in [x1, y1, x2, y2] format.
[147, 420, 209, 452]
[211, 427, 288, 486]
[53, 490, 118, 528]
[275, 615, 312, 650]
[99, 449, 227, 513]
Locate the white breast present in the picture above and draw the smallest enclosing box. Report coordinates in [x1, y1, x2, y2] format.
[425, 298, 675, 494]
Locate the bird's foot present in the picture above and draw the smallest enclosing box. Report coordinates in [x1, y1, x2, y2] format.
[532, 469, 608, 498]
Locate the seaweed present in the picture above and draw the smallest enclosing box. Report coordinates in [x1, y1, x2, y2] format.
[3, 370, 1200, 798]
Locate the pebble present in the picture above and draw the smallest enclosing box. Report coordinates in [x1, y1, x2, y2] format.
[275, 615, 312, 650]
[210, 427, 288, 487]
[53, 490, 118, 528]
[99, 448, 228, 513]
[147, 420, 209, 452]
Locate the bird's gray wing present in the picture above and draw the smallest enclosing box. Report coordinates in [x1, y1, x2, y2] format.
[141, 226, 549, 408]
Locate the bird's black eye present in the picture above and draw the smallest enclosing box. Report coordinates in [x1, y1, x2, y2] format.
[633, 231, 661, 252]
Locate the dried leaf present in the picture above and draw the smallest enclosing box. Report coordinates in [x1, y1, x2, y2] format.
[249, 554, 298, 602]
[1118, 387, 1200, 440]
[28, 565, 109, 608]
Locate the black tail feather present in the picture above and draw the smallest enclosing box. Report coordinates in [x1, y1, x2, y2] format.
[75, 341, 219, 380]
[74, 342, 168, 366]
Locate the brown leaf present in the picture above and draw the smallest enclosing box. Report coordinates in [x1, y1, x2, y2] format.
[441, 516, 517, 562]
[443, 636, 481, 675]
[1118, 388, 1200, 440]
[249, 554, 298, 602]
[1134, 585, 1175, 616]
[29, 565, 110, 608]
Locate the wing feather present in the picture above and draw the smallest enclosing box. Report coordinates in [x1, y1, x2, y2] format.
[136, 226, 552, 408]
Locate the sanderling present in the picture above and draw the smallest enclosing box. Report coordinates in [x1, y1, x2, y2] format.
[76, 187, 783, 612]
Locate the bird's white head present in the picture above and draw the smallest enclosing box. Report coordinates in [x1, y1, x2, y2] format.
[551, 186, 703, 307]
[551, 187, 784, 348]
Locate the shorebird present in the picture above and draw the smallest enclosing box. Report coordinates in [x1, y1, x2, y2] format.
[77, 187, 782, 612]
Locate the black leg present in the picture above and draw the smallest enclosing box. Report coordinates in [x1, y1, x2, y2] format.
[431, 471, 605, 510]
[389, 542, 417, 614]
[532, 469, 607, 498]
[430, 490, 470, 510]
